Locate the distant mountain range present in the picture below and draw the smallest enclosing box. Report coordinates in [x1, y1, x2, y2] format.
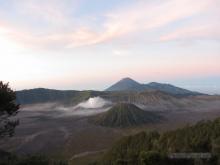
[106, 77, 201, 96]
[16, 77, 203, 105]
[16, 88, 104, 105]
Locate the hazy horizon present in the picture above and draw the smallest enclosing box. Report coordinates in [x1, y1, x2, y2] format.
[0, 0, 219, 94]
[14, 77, 220, 95]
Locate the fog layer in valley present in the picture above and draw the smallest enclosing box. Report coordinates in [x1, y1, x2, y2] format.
[1, 95, 220, 158]
[20, 97, 112, 118]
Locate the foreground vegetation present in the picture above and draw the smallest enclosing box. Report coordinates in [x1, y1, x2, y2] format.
[0, 81, 19, 138]
[97, 118, 220, 165]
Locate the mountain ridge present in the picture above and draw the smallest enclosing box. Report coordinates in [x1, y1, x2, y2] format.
[16, 78, 203, 105]
[106, 77, 202, 96]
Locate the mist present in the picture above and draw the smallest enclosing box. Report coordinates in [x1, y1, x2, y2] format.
[19, 97, 112, 118]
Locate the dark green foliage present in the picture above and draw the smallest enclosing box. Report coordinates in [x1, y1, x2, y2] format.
[212, 137, 220, 154]
[139, 151, 167, 165]
[0, 81, 19, 138]
[0, 149, 17, 165]
[158, 120, 220, 153]
[90, 103, 162, 127]
[101, 118, 220, 165]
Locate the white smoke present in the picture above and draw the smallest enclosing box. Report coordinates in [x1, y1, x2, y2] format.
[76, 97, 111, 109]
[19, 97, 112, 118]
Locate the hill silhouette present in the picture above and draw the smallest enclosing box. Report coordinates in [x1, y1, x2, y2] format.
[106, 77, 201, 96]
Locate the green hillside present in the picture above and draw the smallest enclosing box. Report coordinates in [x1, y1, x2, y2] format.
[99, 118, 220, 164]
[90, 103, 162, 127]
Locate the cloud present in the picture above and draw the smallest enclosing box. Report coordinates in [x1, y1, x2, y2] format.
[0, 0, 219, 49]
[13, 0, 79, 25]
[64, 0, 216, 47]
[160, 24, 220, 42]
[102, 0, 209, 34]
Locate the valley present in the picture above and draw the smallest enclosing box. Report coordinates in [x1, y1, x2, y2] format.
[1, 78, 220, 164]
[1, 99, 220, 164]
[1, 1, 219, 164]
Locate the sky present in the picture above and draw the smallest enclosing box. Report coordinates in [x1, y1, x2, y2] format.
[0, 0, 220, 94]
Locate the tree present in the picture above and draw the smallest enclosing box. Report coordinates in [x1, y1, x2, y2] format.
[0, 81, 19, 138]
[139, 151, 167, 165]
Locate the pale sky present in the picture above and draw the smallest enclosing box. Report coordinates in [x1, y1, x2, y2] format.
[0, 0, 220, 94]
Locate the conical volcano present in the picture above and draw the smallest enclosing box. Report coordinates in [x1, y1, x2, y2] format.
[91, 103, 162, 127]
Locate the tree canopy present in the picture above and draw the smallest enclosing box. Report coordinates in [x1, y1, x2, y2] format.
[100, 118, 220, 165]
[0, 81, 19, 138]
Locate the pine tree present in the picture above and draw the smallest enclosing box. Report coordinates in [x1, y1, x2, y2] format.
[0, 81, 19, 138]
